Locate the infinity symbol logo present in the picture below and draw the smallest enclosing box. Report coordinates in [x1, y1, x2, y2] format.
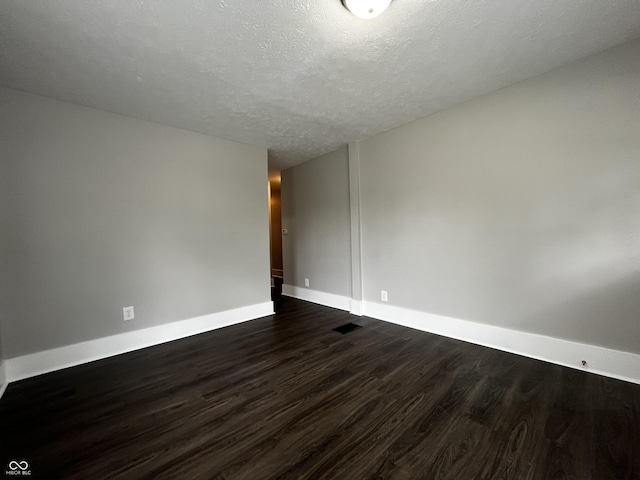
[8, 460, 29, 471]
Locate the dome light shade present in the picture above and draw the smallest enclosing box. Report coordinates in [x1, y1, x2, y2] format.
[342, 0, 392, 19]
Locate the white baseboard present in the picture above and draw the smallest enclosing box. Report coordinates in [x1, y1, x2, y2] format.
[5, 301, 274, 383]
[350, 300, 363, 316]
[364, 301, 640, 385]
[282, 285, 351, 312]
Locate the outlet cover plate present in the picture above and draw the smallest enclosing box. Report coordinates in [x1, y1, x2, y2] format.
[123, 306, 135, 321]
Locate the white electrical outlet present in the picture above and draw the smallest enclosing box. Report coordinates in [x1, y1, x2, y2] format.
[304, 278, 310, 287]
[123, 306, 135, 321]
[381, 290, 388, 302]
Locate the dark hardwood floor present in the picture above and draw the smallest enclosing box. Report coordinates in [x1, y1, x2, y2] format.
[1, 297, 640, 479]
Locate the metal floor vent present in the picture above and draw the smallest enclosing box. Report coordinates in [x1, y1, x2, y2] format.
[333, 323, 363, 334]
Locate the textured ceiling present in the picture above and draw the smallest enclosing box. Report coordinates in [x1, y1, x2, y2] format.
[1, 1, 640, 170]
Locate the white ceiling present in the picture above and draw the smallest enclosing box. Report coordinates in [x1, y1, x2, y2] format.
[1, 1, 640, 171]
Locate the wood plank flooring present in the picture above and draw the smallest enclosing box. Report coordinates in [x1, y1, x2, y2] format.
[1, 297, 640, 479]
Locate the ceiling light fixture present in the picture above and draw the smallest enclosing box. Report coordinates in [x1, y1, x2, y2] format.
[341, 0, 392, 19]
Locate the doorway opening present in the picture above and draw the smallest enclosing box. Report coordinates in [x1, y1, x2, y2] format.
[268, 172, 284, 303]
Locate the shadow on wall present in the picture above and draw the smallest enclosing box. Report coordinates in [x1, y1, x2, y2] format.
[523, 271, 640, 354]
[517, 159, 640, 353]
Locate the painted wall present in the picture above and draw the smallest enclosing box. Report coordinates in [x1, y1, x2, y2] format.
[0, 140, 6, 387]
[281, 146, 351, 297]
[0, 123, 9, 386]
[359, 39, 640, 354]
[0, 88, 271, 359]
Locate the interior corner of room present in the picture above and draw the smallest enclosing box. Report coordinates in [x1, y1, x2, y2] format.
[2, 37, 640, 389]
[277, 38, 640, 384]
[1, 41, 640, 390]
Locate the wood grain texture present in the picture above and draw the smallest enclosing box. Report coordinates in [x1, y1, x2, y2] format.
[1, 297, 640, 479]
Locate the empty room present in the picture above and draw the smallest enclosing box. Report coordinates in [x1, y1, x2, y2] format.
[1, 1, 639, 479]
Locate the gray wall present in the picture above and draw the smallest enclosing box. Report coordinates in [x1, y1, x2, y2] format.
[281, 146, 351, 297]
[0, 133, 7, 382]
[359, 39, 640, 354]
[0, 88, 271, 359]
